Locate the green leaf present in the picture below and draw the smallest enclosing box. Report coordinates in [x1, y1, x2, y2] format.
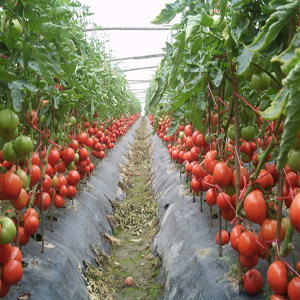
[34, 46, 54, 85]
[185, 10, 214, 41]
[152, 0, 183, 24]
[8, 80, 24, 112]
[166, 118, 179, 137]
[259, 88, 288, 120]
[171, 90, 194, 111]
[212, 68, 223, 87]
[283, 60, 300, 86]
[234, 48, 254, 75]
[247, 0, 298, 52]
[277, 84, 300, 170]
[0, 69, 18, 82]
[149, 78, 167, 109]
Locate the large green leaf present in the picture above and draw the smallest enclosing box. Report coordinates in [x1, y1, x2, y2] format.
[259, 88, 288, 120]
[8, 80, 24, 112]
[234, 48, 254, 75]
[152, 0, 183, 24]
[0, 69, 18, 82]
[247, 0, 298, 52]
[34, 46, 54, 85]
[277, 84, 300, 170]
[149, 78, 167, 109]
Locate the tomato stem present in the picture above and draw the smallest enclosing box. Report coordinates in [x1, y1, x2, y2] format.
[280, 223, 294, 257]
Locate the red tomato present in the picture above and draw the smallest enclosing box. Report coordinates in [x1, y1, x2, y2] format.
[204, 150, 218, 175]
[290, 192, 300, 233]
[15, 227, 31, 246]
[79, 147, 89, 161]
[216, 230, 229, 245]
[0, 279, 10, 297]
[192, 164, 206, 179]
[68, 170, 80, 186]
[288, 277, 300, 300]
[244, 189, 267, 224]
[217, 192, 232, 212]
[285, 171, 298, 188]
[23, 208, 38, 220]
[24, 215, 39, 235]
[243, 269, 263, 295]
[267, 261, 287, 294]
[191, 177, 202, 193]
[184, 124, 193, 137]
[1, 171, 22, 200]
[205, 188, 217, 206]
[59, 185, 68, 197]
[213, 162, 233, 188]
[37, 192, 51, 211]
[54, 195, 65, 209]
[0, 243, 12, 264]
[232, 166, 250, 188]
[48, 149, 60, 166]
[260, 219, 285, 243]
[195, 133, 206, 147]
[240, 254, 258, 269]
[29, 164, 42, 186]
[238, 231, 258, 258]
[67, 185, 77, 198]
[255, 169, 274, 189]
[8, 246, 22, 263]
[230, 225, 245, 251]
[270, 295, 287, 300]
[2, 259, 23, 285]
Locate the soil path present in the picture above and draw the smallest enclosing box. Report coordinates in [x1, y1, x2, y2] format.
[84, 117, 162, 300]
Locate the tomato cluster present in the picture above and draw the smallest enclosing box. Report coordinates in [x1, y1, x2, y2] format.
[150, 113, 300, 298]
[0, 111, 140, 297]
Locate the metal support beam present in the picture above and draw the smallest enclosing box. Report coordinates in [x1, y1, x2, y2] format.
[111, 53, 164, 61]
[124, 66, 157, 72]
[84, 27, 172, 32]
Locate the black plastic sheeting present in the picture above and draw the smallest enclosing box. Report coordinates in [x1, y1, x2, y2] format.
[5, 118, 141, 300]
[148, 119, 269, 300]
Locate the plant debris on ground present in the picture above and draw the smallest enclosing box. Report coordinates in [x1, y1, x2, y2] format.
[83, 118, 163, 300]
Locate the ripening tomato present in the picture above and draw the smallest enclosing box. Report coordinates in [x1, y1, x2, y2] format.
[238, 231, 258, 258]
[213, 162, 233, 188]
[243, 269, 263, 295]
[285, 171, 298, 188]
[244, 190, 267, 224]
[288, 277, 300, 300]
[230, 225, 245, 251]
[267, 261, 287, 294]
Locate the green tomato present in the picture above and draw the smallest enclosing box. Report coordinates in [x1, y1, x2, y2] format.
[244, 107, 255, 121]
[70, 116, 76, 125]
[287, 147, 300, 171]
[3, 127, 18, 142]
[227, 125, 235, 141]
[14, 136, 33, 157]
[205, 133, 214, 144]
[14, 40, 23, 51]
[225, 184, 235, 196]
[251, 72, 270, 91]
[179, 131, 185, 139]
[74, 153, 79, 162]
[67, 162, 75, 170]
[2, 142, 17, 162]
[0, 217, 16, 245]
[41, 115, 46, 125]
[240, 126, 256, 141]
[0, 109, 19, 138]
[16, 169, 29, 189]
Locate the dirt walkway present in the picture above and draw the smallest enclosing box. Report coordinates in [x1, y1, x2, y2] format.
[83, 117, 163, 300]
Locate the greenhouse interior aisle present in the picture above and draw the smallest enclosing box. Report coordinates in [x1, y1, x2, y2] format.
[1, 0, 300, 300]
